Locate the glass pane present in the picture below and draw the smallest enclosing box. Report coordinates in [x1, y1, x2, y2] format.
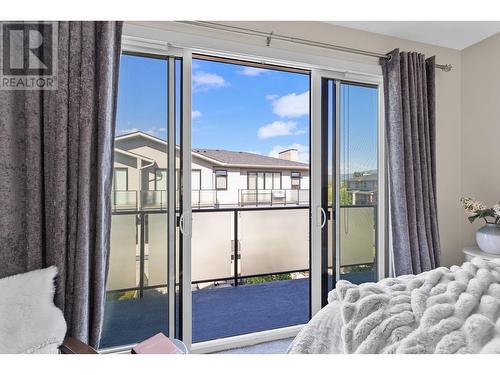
[273, 172, 281, 189]
[114, 169, 127, 190]
[239, 208, 309, 275]
[103, 53, 170, 348]
[147, 213, 167, 286]
[192, 170, 201, 191]
[339, 83, 378, 284]
[191, 211, 233, 281]
[107, 214, 138, 291]
[216, 175, 227, 190]
[191, 57, 310, 342]
[265, 172, 273, 189]
[257, 172, 264, 189]
[155, 169, 167, 191]
[248, 172, 256, 190]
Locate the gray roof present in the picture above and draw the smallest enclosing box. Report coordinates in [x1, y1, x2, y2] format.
[193, 148, 308, 169]
[114, 132, 308, 169]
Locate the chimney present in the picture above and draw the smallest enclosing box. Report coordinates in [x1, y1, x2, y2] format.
[278, 148, 299, 162]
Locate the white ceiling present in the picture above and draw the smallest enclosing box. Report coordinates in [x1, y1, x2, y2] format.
[328, 21, 500, 50]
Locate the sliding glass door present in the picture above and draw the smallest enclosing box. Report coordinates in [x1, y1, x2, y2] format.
[101, 45, 192, 349]
[101, 32, 384, 351]
[190, 55, 311, 343]
[314, 73, 382, 308]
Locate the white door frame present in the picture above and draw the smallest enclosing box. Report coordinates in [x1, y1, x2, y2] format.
[311, 69, 386, 297]
[180, 48, 193, 349]
[118, 37, 193, 349]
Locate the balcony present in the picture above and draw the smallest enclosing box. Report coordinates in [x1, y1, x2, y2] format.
[111, 189, 311, 211]
[102, 197, 377, 348]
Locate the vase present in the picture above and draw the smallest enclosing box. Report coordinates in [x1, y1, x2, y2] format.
[476, 223, 500, 254]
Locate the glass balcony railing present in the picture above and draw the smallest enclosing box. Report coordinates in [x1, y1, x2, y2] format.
[111, 190, 138, 211]
[104, 194, 376, 346]
[106, 204, 375, 294]
[111, 189, 311, 211]
[239, 189, 309, 206]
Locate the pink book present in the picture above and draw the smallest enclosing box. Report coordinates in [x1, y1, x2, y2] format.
[132, 333, 183, 354]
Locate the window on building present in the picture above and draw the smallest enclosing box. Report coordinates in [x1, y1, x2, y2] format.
[113, 168, 128, 191]
[192, 169, 201, 191]
[257, 172, 264, 189]
[155, 168, 167, 190]
[248, 172, 257, 190]
[291, 172, 301, 190]
[247, 171, 281, 189]
[215, 170, 227, 190]
[273, 172, 282, 189]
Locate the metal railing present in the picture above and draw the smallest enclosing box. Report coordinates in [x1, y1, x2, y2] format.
[111, 189, 311, 211]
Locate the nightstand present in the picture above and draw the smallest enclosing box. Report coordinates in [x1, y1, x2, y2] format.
[463, 245, 500, 262]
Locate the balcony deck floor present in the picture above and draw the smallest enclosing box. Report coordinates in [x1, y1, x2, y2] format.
[100, 271, 373, 349]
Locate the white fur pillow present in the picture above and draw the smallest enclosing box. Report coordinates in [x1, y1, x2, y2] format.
[0, 266, 67, 354]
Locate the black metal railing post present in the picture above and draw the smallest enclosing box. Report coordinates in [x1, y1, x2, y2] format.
[139, 212, 145, 298]
[233, 210, 239, 286]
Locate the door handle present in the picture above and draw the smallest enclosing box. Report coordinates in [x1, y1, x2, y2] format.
[179, 212, 191, 237]
[318, 207, 327, 229]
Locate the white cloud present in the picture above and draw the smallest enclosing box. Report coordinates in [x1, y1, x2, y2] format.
[192, 110, 202, 119]
[268, 91, 309, 118]
[117, 128, 139, 134]
[240, 66, 267, 76]
[257, 121, 304, 139]
[269, 143, 309, 163]
[192, 71, 226, 92]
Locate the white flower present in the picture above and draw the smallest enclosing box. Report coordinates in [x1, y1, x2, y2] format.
[460, 197, 487, 214]
[493, 204, 500, 218]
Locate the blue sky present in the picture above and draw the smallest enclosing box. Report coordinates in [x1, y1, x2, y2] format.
[115, 54, 378, 170]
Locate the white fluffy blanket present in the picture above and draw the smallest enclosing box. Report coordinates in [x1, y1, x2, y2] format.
[289, 258, 500, 354]
[0, 266, 67, 354]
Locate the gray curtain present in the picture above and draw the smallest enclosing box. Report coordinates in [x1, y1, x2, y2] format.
[380, 49, 441, 276]
[0, 21, 122, 348]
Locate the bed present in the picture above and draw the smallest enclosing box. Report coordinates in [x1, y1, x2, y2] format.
[288, 257, 500, 354]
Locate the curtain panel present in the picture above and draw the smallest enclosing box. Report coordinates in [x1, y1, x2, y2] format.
[380, 49, 441, 276]
[0, 21, 123, 348]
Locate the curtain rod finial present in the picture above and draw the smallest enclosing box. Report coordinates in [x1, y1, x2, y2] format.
[443, 64, 452, 72]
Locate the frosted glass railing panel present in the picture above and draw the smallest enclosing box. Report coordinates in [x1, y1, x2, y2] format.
[339, 206, 376, 266]
[284, 190, 309, 205]
[112, 191, 137, 210]
[141, 191, 167, 209]
[191, 211, 233, 281]
[239, 209, 308, 275]
[192, 190, 216, 207]
[107, 214, 137, 290]
[147, 213, 168, 286]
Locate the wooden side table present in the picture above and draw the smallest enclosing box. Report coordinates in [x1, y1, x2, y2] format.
[463, 245, 500, 262]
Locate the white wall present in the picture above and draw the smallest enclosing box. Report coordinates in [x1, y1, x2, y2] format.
[461, 33, 500, 250]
